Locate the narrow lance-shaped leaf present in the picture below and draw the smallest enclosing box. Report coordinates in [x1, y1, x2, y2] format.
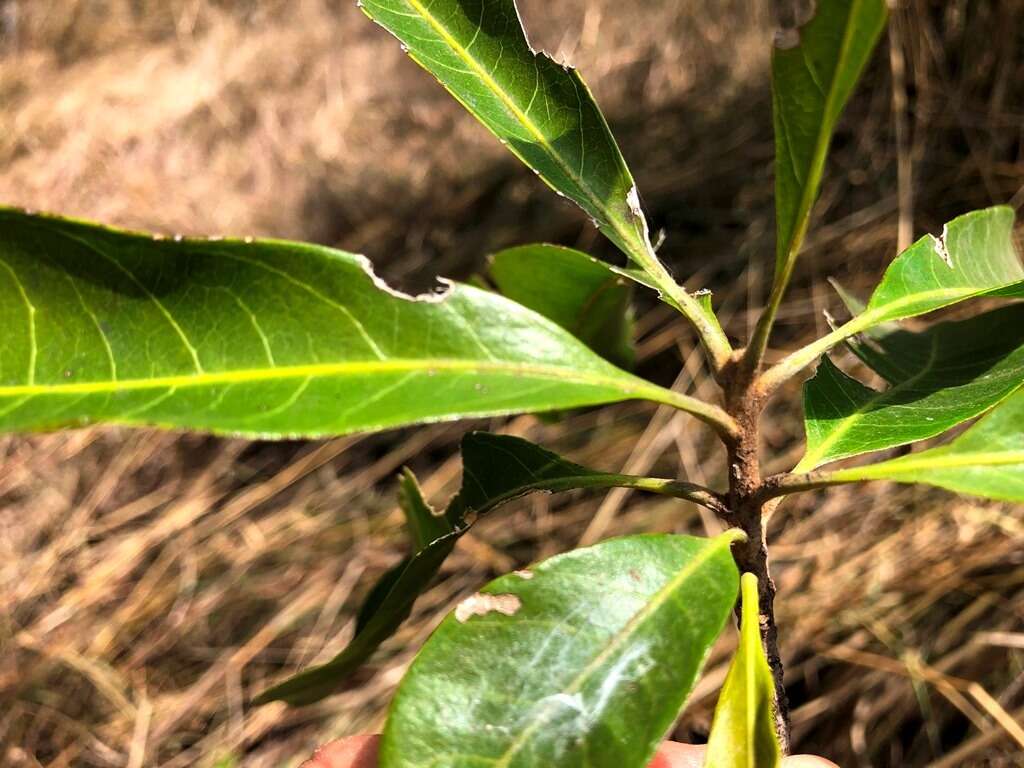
[380, 532, 743, 768]
[704, 573, 782, 768]
[255, 432, 725, 706]
[772, 0, 887, 273]
[0, 209, 709, 437]
[357, 0, 693, 313]
[798, 304, 1024, 469]
[827, 390, 1024, 502]
[489, 244, 635, 368]
[254, 470, 462, 707]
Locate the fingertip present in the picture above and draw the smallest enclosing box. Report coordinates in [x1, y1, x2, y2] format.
[302, 735, 381, 768]
[783, 755, 840, 768]
[649, 742, 707, 768]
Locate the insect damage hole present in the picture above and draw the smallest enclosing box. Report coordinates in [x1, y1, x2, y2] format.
[454, 593, 522, 623]
[932, 224, 954, 268]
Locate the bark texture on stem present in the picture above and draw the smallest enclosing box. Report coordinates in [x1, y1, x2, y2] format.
[721, 373, 791, 752]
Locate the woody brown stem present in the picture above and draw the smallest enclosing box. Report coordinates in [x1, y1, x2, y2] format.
[720, 358, 791, 753]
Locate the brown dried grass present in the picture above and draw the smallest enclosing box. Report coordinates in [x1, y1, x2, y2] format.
[1, 1, 1023, 766]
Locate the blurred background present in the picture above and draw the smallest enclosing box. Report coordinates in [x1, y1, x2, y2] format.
[1, 1, 1023, 765]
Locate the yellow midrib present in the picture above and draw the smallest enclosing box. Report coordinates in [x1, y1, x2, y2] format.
[839, 450, 1024, 477]
[0, 358, 642, 399]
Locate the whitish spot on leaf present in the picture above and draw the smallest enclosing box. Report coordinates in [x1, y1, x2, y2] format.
[932, 224, 953, 268]
[454, 593, 522, 623]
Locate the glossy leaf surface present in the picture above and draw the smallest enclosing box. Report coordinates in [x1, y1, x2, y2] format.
[359, 0, 657, 271]
[799, 304, 1024, 469]
[380, 532, 742, 768]
[772, 0, 887, 271]
[490, 244, 635, 368]
[830, 391, 1024, 501]
[256, 433, 720, 705]
[0, 209, 689, 437]
[704, 573, 782, 768]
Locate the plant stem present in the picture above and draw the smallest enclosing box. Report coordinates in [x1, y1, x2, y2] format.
[721, 362, 792, 751]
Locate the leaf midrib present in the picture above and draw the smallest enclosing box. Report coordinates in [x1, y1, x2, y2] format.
[491, 533, 737, 768]
[0, 358, 650, 398]
[836, 450, 1024, 478]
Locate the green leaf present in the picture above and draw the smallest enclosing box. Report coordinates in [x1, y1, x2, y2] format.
[0, 209, 705, 437]
[798, 304, 1024, 469]
[772, 0, 888, 272]
[856, 207, 1024, 324]
[359, 0, 657, 274]
[704, 573, 782, 768]
[762, 207, 1024, 392]
[254, 470, 462, 706]
[489, 244, 635, 368]
[829, 390, 1024, 502]
[255, 433, 724, 706]
[380, 532, 743, 768]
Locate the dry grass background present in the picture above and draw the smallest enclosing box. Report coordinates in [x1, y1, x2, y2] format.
[1, 0, 1023, 765]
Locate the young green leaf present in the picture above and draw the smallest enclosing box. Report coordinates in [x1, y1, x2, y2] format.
[798, 304, 1024, 469]
[489, 244, 635, 368]
[358, 0, 654, 272]
[704, 573, 782, 768]
[772, 0, 888, 276]
[0, 209, 731, 437]
[357, 0, 734, 367]
[255, 433, 725, 705]
[380, 532, 743, 768]
[827, 390, 1024, 502]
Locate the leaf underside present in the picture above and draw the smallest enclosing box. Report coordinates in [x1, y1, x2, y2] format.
[380, 532, 741, 768]
[256, 433, 705, 705]
[359, 0, 657, 269]
[832, 390, 1024, 502]
[489, 244, 635, 369]
[0, 209, 668, 437]
[800, 304, 1024, 469]
[704, 573, 782, 768]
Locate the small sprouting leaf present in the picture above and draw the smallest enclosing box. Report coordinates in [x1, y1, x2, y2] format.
[704, 573, 782, 768]
[256, 433, 724, 705]
[489, 244, 635, 368]
[772, 0, 888, 273]
[799, 304, 1024, 469]
[379, 532, 743, 768]
[0, 209, 696, 437]
[358, 0, 664, 280]
[830, 390, 1024, 502]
